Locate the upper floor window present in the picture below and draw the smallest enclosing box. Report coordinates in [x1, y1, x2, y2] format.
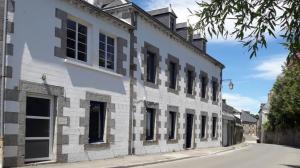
[170, 17, 175, 31]
[187, 70, 194, 94]
[201, 76, 208, 99]
[212, 81, 218, 102]
[146, 51, 157, 83]
[201, 115, 206, 138]
[99, 33, 115, 70]
[169, 62, 177, 89]
[67, 19, 87, 62]
[212, 116, 217, 138]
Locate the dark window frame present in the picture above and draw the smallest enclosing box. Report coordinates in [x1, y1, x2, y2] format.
[146, 51, 157, 84]
[146, 108, 156, 141]
[212, 116, 217, 138]
[201, 115, 207, 139]
[212, 81, 218, 102]
[88, 101, 107, 144]
[169, 61, 177, 89]
[168, 111, 177, 140]
[187, 70, 194, 94]
[99, 33, 115, 70]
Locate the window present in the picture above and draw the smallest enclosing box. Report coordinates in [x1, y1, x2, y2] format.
[146, 51, 156, 83]
[146, 108, 156, 140]
[67, 19, 87, 62]
[168, 112, 176, 140]
[169, 62, 177, 89]
[89, 101, 106, 143]
[212, 81, 218, 102]
[212, 116, 217, 138]
[187, 70, 194, 94]
[201, 76, 207, 99]
[170, 17, 175, 31]
[201, 115, 206, 138]
[99, 33, 115, 70]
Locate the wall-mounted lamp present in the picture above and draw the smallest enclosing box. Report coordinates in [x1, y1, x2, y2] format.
[222, 79, 234, 90]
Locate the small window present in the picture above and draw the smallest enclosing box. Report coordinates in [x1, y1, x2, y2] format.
[201, 76, 207, 99]
[170, 17, 175, 31]
[146, 108, 156, 140]
[146, 52, 156, 83]
[212, 81, 218, 102]
[168, 111, 176, 140]
[212, 116, 217, 138]
[187, 70, 194, 94]
[201, 115, 206, 138]
[99, 33, 115, 70]
[66, 19, 87, 62]
[169, 62, 177, 89]
[89, 101, 106, 143]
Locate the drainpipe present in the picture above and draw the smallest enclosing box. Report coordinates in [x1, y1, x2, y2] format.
[0, 0, 8, 167]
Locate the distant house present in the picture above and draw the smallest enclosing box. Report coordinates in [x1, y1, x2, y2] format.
[222, 100, 243, 146]
[240, 111, 258, 136]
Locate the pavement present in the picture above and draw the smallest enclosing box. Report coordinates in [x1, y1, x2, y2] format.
[22, 143, 248, 168]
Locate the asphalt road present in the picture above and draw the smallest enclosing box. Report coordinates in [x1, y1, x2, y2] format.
[136, 144, 300, 168]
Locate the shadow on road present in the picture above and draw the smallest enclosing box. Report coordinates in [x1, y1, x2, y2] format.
[282, 164, 300, 168]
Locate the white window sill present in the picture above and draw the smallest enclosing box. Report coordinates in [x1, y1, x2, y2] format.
[64, 58, 122, 78]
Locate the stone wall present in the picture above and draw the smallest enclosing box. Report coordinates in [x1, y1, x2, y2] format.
[263, 129, 300, 148]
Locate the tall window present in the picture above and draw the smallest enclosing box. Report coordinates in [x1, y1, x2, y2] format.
[99, 33, 115, 70]
[212, 116, 217, 138]
[187, 70, 194, 94]
[168, 112, 176, 140]
[146, 108, 156, 140]
[201, 115, 206, 138]
[170, 17, 175, 31]
[169, 62, 177, 89]
[201, 76, 207, 99]
[66, 19, 87, 62]
[89, 101, 106, 143]
[146, 52, 156, 83]
[212, 81, 218, 102]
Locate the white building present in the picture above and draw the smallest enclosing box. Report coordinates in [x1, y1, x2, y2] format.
[0, 0, 224, 167]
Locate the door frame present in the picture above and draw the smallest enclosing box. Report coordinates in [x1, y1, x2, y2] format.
[24, 93, 54, 163]
[185, 113, 194, 149]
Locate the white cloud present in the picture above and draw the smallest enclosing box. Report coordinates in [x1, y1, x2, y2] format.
[223, 93, 261, 113]
[251, 54, 286, 80]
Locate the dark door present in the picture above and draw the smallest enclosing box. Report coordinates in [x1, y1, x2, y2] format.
[25, 96, 52, 162]
[185, 114, 194, 149]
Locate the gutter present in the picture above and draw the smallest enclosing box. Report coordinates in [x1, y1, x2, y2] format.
[0, 0, 8, 166]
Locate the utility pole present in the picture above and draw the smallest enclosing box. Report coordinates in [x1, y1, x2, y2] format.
[0, 0, 8, 167]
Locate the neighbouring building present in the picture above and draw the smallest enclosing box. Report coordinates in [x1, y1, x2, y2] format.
[258, 92, 271, 142]
[240, 111, 258, 136]
[222, 99, 243, 146]
[0, 0, 224, 167]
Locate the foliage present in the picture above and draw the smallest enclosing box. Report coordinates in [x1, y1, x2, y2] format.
[267, 61, 300, 130]
[192, 0, 300, 61]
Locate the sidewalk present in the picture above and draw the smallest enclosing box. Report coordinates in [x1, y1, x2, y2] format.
[23, 143, 249, 168]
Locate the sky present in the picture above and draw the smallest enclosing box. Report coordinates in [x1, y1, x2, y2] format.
[132, 0, 288, 114]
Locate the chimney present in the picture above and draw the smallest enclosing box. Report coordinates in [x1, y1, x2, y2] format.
[148, 7, 177, 31]
[192, 34, 207, 53]
[176, 22, 193, 41]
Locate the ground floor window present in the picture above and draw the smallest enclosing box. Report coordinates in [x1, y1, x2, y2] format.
[168, 111, 176, 140]
[212, 116, 217, 138]
[89, 101, 106, 143]
[146, 108, 156, 140]
[201, 115, 206, 138]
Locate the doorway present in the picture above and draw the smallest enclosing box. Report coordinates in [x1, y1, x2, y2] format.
[185, 114, 194, 149]
[25, 95, 53, 163]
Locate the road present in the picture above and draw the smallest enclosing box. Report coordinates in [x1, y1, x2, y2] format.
[136, 144, 300, 168]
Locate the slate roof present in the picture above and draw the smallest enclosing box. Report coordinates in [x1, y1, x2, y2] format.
[241, 111, 258, 123]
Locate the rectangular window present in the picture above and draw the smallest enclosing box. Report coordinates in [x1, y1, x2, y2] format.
[201, 77, 207, 99]
[89, 101, 106, 143]
[146, 108, 155, 140]
[67, 19, 87, 62]
[146, 51, 156, 83]
[169, 62, 177, 89]
[212, 116, 217, 138]
[99, 33, 115, 70]
[170, 17, 175, 31]
[201, 115, 206, 138]
[212, 81, 218, 102]
[187, 70, 194, 94]
[168, 111, 176, 140]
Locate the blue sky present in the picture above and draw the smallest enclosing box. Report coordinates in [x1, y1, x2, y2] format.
[132, 0, 287, 113]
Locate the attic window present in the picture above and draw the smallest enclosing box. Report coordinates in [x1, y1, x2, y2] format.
[170, 17, 175, 31]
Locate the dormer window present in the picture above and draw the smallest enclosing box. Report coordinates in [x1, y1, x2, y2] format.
[170, 17, 175, 31]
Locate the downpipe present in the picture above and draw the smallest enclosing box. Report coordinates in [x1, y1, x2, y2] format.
[0, 0, 8, 167]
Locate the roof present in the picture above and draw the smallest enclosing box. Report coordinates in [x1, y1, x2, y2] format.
[147, 7, 177, 18]
[241, 111, 258, 123]
[103, 2, 225, 69]
[222, 102, 240, 114]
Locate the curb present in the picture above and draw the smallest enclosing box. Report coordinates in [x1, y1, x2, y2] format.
[109, 143, 249, 168]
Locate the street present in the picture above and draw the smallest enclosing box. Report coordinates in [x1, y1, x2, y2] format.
[136, 144, 300, 168]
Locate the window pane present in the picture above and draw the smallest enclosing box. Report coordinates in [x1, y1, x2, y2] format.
[107, 45, 114, 53]
[187, 70, 193, 94]
[78, 33, 87, 44]
[213, 82, 217, 101]
[147, 52, 156, 83]
[67, 19, 76, 30]
[169, 62, 177, 89]
[107, 37, 114, 45]
[26, 118, 49, 137]
[89, 101, 106, 143]
[168, 112, 176, 139]
[201, 116, 206, 138]
[99, 33, 106, 42]
[201, 77, 207, 98]
[67, 39, 76, 49]
[78, 43, 87, 53]
[99, 42, 105, 51]
[146, 108, 155, 140]
[67, 29, 76, 40]
[77, 51, 87, 62]
[67, 48, 75, 58]
[26, 97, 50, 117]
[107, 61, 114, 70]
[78, 24, 87, 35]
[25, 140, 49, 159]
